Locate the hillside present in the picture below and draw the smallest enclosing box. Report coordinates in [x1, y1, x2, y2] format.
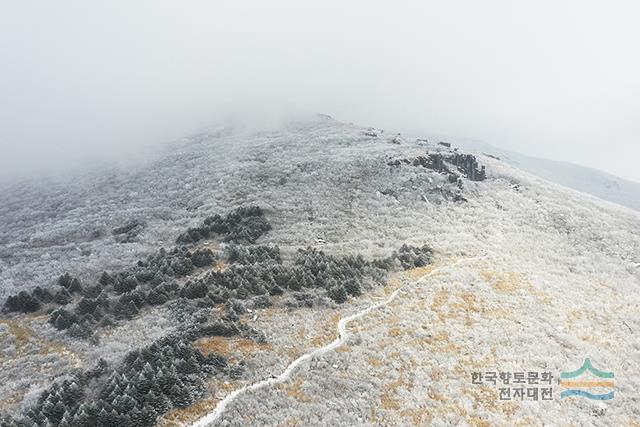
[0, 116, 638, 426]
[455, 138, 640, 212]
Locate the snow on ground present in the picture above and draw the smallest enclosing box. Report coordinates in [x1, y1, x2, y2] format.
[1, 116, 639, 425]
[455, 137, 640, 212]
[183, 134, 639, 425]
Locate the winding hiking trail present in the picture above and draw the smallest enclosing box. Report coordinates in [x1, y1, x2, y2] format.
[191, 257, 470, 427]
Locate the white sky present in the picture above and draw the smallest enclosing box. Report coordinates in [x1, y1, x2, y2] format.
[1, 1, 639, 182]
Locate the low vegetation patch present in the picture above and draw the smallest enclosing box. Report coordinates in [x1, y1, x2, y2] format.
[0, 205, 435, 425]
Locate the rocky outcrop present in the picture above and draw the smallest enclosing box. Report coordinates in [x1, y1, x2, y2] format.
[446, 153, 486, 181]
[389, 152, 486, 182]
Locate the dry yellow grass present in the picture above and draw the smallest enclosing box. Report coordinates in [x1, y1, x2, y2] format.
[0, 391, 25, 412]
[469, 416, 492, 427]
[309, 312, 341, 347]
[399, 407, 434, 426]
[411, 273, 513, 325]
[380, 392, 401, 410]
[426, 388, 447, 402]
[157, 377, 246, 426]
[388, 326, 403, 337]
[277, 378, 312, 403]
[480, 268, 552, 303]
[277, 418, 303, 427]
[592, 276, 616, 292]
[194, 336, 273, 362]
[378, 363, 414, 411]
[0, 316, 80, 364]
[0, 316, 84, 413]
[403, 265, 437, 282]
[368, 405, 393, 426]
[0, 317, 36, 356]
[580, 333, 613, 349]
[158, 397, 218, 426]
[296, 325, 306, 341]
[194, 335, 231, 355]
[423, 330, 461, 354]
[382, 275, 403, 296]
[367, 357, 382, 367]
[566, 308, 585, 328]
[430, 289, 450, 322]
[214, 260, 226, 271]
[462, 386, 519, 416]
[480, 269, 520, 294]
[514, 416, 545, 427]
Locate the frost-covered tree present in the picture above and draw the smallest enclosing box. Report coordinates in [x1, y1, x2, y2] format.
[146, 288, 169, 305]
[4, 291, 41, 313]
[328, 284, 348, 303]
[54, 288, 73, 305]
[32, 286, 53, 303]
[99, 271, 115, 287]
[113, 275, 139, 294]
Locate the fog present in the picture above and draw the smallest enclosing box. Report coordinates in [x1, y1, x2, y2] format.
[1, 1, 639, 182]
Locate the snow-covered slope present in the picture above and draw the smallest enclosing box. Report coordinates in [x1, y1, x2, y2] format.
[0, 116, 638, 426]
[456, 138, 640, 212]
[187, 119, 640, 426]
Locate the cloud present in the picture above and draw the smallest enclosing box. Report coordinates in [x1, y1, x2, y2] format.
[1, 0, 639, 181]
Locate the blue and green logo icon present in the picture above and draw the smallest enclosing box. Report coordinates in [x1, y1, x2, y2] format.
[560, 358, 614, 400]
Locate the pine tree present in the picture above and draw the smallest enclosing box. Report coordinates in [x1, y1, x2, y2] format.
[112, 393, 136, 414]
[101, 380, 121, 402]
[142, 361, 156, 378]
[54, 288, 72, 305]
[69, 278, 83, 294]
[25, 408, 45, 426]
[328, 284, 348, 303]
[58, 414, 72, 427]
[58, 273, 73, 288]
[127, 355, 145, 372]
[5, 291, 41, 313]
[136, 403, 158, 427]
[156, 368, 178, 394]
[169, 383, 192, 408]
[175, 356, 199, 375]
[114, 275, 139, 294]
[191, 248, 215, 268]
[68, 321, 93, 339]
[51, 308, 76, 330]
[343, 278, 361, 296]
[134, 372, 152, 396]
[236, 285, 249, 299]
[180, 281, 208, 299]
[144, 390, 170, 414]
[61, 380, 83, 407]
[81, 284, 102, 299]
[150, 271, 164, 286]
[76, 297, 98, 315]
[42, 400, 66, 424]
[99, 271, 115, 287]
[125, 301, 139, 318]
[96, 408, 119, 427]
[70, 406, 92, 427]
[33, 286, 53, 303]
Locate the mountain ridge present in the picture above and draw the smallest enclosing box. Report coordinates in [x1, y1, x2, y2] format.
[451, 137, 640, 212]
[0, 117, 638, 426]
